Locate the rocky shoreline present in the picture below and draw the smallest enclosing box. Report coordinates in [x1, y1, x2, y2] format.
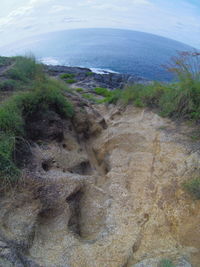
[44, 65, 150, 89]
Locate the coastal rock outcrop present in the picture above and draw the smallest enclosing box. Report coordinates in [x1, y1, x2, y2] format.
[45, 65, 149, 89]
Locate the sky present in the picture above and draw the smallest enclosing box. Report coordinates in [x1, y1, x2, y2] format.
[0, 0, 200, 48]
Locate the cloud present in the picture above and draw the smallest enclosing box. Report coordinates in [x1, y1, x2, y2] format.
[0, 0, 199, 48]
[49, 5, 72, 13]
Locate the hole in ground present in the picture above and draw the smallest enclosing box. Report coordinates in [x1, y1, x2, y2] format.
[42, 159, 53, 172]
[66, 189, 84, 236]
[68, 161, 93, 175]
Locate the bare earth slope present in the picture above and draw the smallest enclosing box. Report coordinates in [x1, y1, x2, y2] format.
[0, 101, 200, 267]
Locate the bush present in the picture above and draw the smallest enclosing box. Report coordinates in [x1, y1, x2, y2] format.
[183, 177, 200, 199]
[60, 73, 75, 79]
[0, 79, 21, 91]
[0, 134, 21, 183]
[158, 52, 200, 120]
[0, 99, 24, 135]
[0, 76, 74, 185]
[0, 56, 13, 66]
[109, 51, 200, 121]
[7, 56, 44, 82]
[121, 82, 167, 107]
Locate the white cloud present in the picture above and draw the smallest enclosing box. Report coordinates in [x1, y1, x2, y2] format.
[49, 5, 72, 13]
[0, 0, 199, 48]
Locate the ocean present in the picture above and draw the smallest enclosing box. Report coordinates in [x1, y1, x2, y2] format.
[0, 28, 193, 81]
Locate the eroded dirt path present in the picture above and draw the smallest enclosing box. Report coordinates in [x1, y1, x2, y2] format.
[0, 103, 200, 267]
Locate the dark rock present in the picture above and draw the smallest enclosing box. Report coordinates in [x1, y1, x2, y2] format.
[44, 65, 149, 90]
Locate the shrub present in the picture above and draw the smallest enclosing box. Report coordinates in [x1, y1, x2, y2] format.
[14, 79, 74, 120]
[167, 51, 200, 85]
[162, 51, 200, 120]
[0, 76, 74, 185]
[109, 51, 200, 121]
[0, 56, 13, 66]
[121, 82, 167, 107]
[7, 56, 44, 82]
[0, 79, 21, 91]
[159, 259, 175, 267]
[0, 134, 21, 183]
[0, 99, 23, 135]
[183, 177, 200, 199]
[60, 73, 75, 79]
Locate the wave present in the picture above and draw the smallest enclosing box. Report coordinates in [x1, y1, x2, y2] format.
[40, 57, 61, 65]
[89, 67, 119, 74]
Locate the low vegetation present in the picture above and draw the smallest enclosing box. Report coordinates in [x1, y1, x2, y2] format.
[0, 56, 12, 66]
[75, 87, 83, 92]
[7, 56, 42, 80]
[60, 73, 75, 79]
[94, 87, 122, 104]
[65, 78, 76, 84]
[159, 259, 175, 267]
[99, 52, 200, 121]
[82, 93, 98, 102]
[86, 71, 93, 76]
[94, 87, 111, 97]
[183, 177, 200, 199]
[0, 56, 74, 186]
[60, 73, 76, 84]
[0, 79, 21, 91]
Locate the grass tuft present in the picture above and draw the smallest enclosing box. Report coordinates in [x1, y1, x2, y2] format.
[183, 177, 200, 199]
[106, 51, 200, 121]
[0, 56, 74, 186]
[60, 73, 75, 79]
[7, 56, 44, 82]
[76, 88, 84, 93]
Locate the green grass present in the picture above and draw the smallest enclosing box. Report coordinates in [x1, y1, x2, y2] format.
[75, 88, 84, 93]
[86, 71, 93, 76]
[82, 93, 98, 102]
[0, 56, 13, 67]
[94, 87, 111, 97]
[119, 79, 200, 120]
[0, 81, 74, 184]
[94, 87, 122, 104]
[0, 57, 74, 186]
[104, 52, 200, 122]
[0, 134, 21, 184]
[65, 78, 76, 84]
[0, 56, 45, 93]
[7, 56, 44, 82]
[159, 259, 175, 267]
[0, 79, 22, 91]
[60, 73, 75, 79]
[183, 177, 200, 199]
